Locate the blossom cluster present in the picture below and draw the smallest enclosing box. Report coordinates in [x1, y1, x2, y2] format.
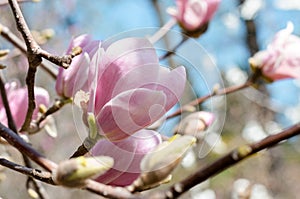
[1, 0, 300, 191]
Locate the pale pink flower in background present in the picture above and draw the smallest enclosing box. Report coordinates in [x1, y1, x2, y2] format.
[249, 22, 300, 81]
[56, 34, 100, 98]
[0, 81, 50, 129]
[85, 37, 186, 141]
[90, 129, 162, 186]
[167, 0, 221, 32]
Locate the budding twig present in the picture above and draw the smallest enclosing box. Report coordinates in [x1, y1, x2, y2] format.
[0, 122, 57, 171]
[0, 121, 139, 198]
[159, 36, 189, 61]
[33, 98, 72, 132]
[0, 158, 54, 184]
[0, 22, 57, 79]
[0, 76, 50, 198]
[7, 0, 79, 131]
[151, 123, 300, 198]
[167, 80, 254, 119]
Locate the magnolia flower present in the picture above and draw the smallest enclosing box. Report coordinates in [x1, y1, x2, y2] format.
[56, 34, 100, 98]
[167, 0, 221, 34]
[83, 37, 186, 141]
[90, 129, 162, 186]
[0, 81, 49, 130]
[249, 22, 300, 81]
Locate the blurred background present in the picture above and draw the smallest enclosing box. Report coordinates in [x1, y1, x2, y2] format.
[1, 0, 300, 198]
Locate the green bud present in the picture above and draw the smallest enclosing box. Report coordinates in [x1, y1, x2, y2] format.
[53, 156, 113, 187]
[130, 135, 196, 191]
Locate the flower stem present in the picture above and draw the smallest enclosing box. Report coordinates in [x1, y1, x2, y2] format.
[159, 36, 189, 61]
[149, 19, 177, 44]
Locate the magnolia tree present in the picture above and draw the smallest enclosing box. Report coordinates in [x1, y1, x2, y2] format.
[0, 0, 300, 198]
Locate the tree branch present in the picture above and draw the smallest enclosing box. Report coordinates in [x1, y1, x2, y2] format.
[0, 122, 57, 171]
[167, 80, 253, 119]
[0, 0, 39, 7]
[32, 98, 72, 133]
[160, 123, 300, 198]
[0, 22, 57, 79]
[0, 158, 54, 184]
[0, 121, 140, 198]
[0, 76, 50, 198]
[159, 36, 189, 61]
[7, 0, 77, 131]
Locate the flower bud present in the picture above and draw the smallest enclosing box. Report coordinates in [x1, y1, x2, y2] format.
[249, 22, 300, 81]
[174, 111, 215, 136]
[167, 0, 221, 37]
[53, 156, 113, 187]
[129, 135, 196, 191]
[0, 49, 9, 59]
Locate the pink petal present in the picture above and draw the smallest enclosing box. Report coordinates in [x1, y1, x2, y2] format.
[93, 38, 159, 116]
[0, 83, 49, 129]
[97, 88, 166, 141]
[33, 87, 50, 120]
[148, 66, 186, 110]
[66, 34, 92, 54]
[56, 35, 101, 98]
[202, 0, 221, 24]
[91, 129, 161, 186]
[109, 65, 186, 111]
[254, 23, 300, 80]
[170, 0, 221, 32]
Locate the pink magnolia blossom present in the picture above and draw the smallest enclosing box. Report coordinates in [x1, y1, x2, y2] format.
[0, 81, 49, 129]
[168, 0, 221, 33]
[85, 37, 186, 141]
[90, 129, 162, 186]
[56, 34, 100, 98]
[249, 22, 300, 80]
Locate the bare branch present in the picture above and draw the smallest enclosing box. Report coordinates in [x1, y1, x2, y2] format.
[0, 22, 57, 79]
[0, 122, 57, 171]
[0, 158, 54, 184]
[167, 80, 253, 119]
[159, 123, 300, 198]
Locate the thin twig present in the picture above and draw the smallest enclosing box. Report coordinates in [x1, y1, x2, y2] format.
[7, 0, 76, 131]
[21, 65, 37, 131]
[0, 76, 49, 198]
[0, 156, 137, 199]
[148, 19, 177, 44]
[0, 122, 57, 171]
[0, 0, 38, 7]
[85, 180, 138, 199]
[0, 122, 139, 198]
[35, 98, 72, 130]
[0, 22, 57, 79]
[0, 158, 54, 184]
[155, 123, 300, 198]
[167, 80, 253, 119]
[0, 76, 18, 132]
[159, 36, 189, 61]
[238, 0, 259, 56]
[69, 143, 88, 158]
[27, 178, 50, 199]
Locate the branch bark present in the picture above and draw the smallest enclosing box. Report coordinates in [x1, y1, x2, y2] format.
[0, 22, 57, 79]
[7, 0, 76, 131]
[160, 123, 300, 198]
[167, 80, 253, 119]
